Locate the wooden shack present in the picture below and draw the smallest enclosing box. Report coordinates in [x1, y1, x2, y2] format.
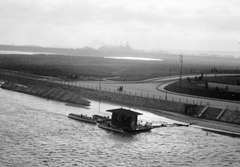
[107, 108, 142, 131]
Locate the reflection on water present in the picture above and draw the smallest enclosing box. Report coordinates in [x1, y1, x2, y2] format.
[104, 56, 163, 61]
[0, 50, 53, 55]
[0, 89, 240, 167]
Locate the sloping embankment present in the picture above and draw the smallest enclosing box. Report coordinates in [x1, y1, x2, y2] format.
[1, 81, 90, 106]
[219, 109, 240, 124]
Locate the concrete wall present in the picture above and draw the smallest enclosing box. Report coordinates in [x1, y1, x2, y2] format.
[219, 109, 240, 124]
[1, 81, 90, 106]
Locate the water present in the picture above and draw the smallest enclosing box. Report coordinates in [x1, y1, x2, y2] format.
[0, 50, 53, 55]
[0, 89, 240, 167]
[104, 56, 163, 61]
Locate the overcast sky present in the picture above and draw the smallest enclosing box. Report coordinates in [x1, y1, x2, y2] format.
[0, 0, 240, 51]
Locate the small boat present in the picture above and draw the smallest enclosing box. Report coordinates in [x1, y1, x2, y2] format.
[68, 113, 97, 124]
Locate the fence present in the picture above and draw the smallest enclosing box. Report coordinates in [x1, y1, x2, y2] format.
[1, 69, 240, 111]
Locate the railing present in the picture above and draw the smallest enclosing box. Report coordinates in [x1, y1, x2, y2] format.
[1, 69, 240, 111]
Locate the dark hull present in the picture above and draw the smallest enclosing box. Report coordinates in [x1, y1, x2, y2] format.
[68, 113, 97, 124]
[98, 123, 152, 133]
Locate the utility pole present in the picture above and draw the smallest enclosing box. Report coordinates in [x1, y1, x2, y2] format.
[179, 55, 183, 89]
[165, 90, 168, 100]
[99, 78, 101, 90]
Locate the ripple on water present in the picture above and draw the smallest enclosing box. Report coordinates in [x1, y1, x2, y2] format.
[1, 89, 240, 166]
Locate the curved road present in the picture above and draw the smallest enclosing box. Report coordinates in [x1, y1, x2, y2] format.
[1, 69, 239, 110]
[77, 74, 240, 110]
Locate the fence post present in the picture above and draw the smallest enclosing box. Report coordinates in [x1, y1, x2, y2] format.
[179, 98, 181, 103]
[193, 100, 195, 104]
[186, 99, 188, 104]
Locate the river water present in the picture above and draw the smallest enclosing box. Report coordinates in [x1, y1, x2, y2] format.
[0, 88, 240, 167]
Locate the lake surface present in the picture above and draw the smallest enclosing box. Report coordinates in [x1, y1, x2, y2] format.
[0, 50, 53, 55]
[0, 88, 240, 167]
[104, 56, 163, 61]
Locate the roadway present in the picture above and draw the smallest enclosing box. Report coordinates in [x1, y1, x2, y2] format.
[76, 74, 240, 110]
[1, 69, 240, 110]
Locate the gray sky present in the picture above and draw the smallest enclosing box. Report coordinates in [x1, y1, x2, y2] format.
[0, 0, 240, 51]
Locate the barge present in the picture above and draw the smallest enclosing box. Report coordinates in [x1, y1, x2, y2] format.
[98, 108, 153, 133]
[68, 113, 97, 124]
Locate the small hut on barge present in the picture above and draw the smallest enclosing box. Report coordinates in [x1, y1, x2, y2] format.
[98, 108, 152, 133]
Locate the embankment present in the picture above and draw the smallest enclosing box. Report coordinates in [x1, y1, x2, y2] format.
[1, 81, 90, 106]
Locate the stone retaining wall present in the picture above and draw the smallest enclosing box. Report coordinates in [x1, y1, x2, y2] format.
[1, 81, 90, 106]
[220, 109, 240, 124]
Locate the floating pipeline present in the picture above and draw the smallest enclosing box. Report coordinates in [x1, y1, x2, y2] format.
[1, 81, 91, 106]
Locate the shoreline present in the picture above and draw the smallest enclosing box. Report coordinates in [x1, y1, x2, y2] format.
[141, 107, 240, 137]
[91, 96, 240, 137]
